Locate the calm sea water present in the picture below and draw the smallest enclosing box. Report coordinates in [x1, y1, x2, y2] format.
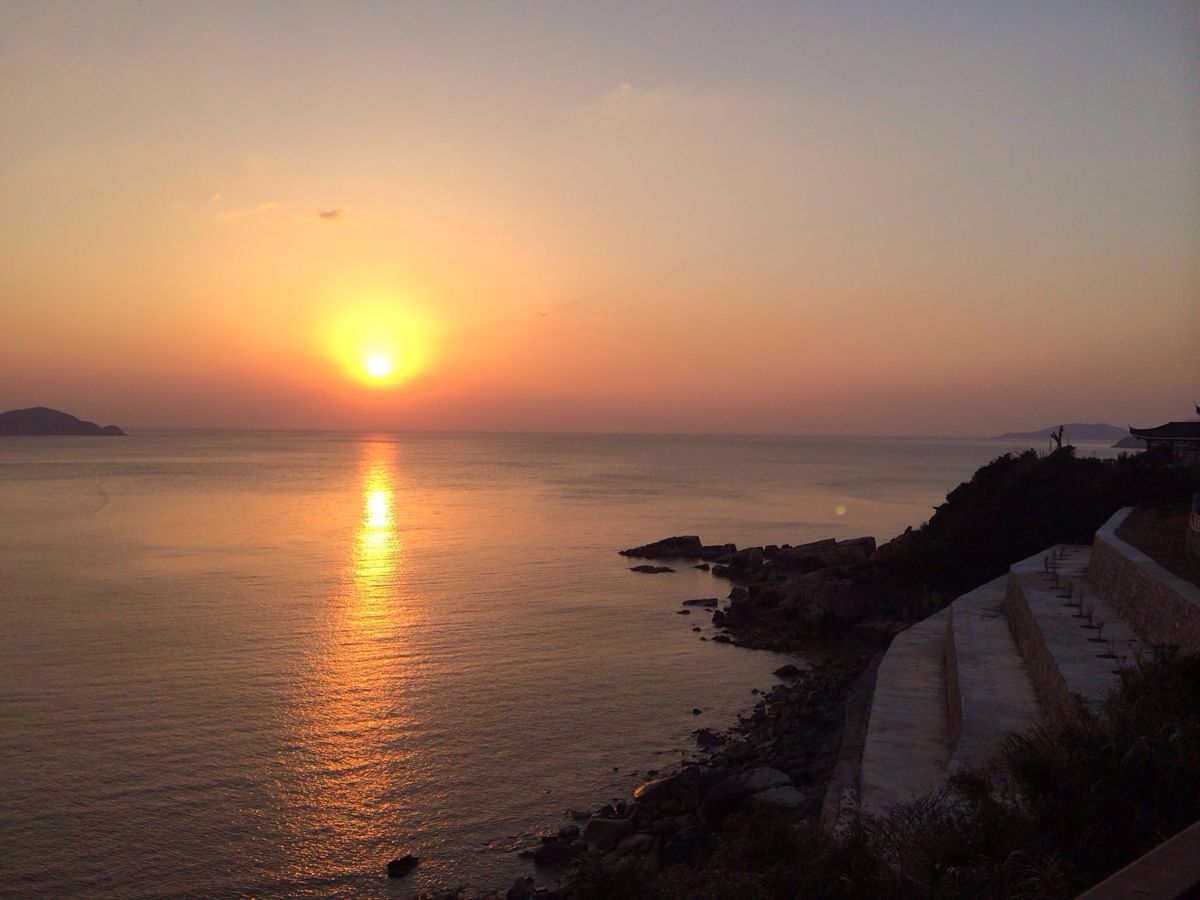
[0, 432, 1121, 897]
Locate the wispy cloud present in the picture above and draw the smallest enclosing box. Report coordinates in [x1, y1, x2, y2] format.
[581, 81, 731, 124]
[317, 208, 344, 221]
[216, 200, 280, 221]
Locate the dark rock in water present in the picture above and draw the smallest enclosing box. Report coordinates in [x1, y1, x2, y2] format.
[676, 609, 691, 615]
[620, 535, 702, 560]
[533, 838, 584, 868]
[558, 824, 580, 840]
[568, 808, 592, 821]
[694, 563, 711, 571]
[507, 876, 535, 900]
[691, 626, 701, 632]
[694, 727, 721, 748]
[386, 855, 419, 878]
[630, 564, 674, 574]
[691, 707, 701, 715]
[728, 587, 748, 602]
[0, 407, 125, 437]
[700, 543, 737, 561]
[729, 546, 764, 573]
[711, 564, 730, 578]
[712, 634, 732, 644]
[773, 664, 802, 679]
[584, 816, 635, 849]
[682, 597, 718, 607]
[711, 610, 726, 627]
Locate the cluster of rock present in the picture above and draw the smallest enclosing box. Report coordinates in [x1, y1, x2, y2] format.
[621, 533, 922, 644]
[508, 652, 873, 894]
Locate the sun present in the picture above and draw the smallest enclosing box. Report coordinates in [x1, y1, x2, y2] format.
[365, 354, 391, 379]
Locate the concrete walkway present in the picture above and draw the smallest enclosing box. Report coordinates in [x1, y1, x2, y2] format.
[947, 575, 1042, 770]
[1005, 546, 1141, 718]
[859, 608, 950, 815]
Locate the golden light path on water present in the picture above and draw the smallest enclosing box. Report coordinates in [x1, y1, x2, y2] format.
[284, 442, 424, 887]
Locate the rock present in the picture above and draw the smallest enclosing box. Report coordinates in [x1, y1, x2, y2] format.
[533, 839, 583, 868]
[700, 543, 737, 561]
[773, 664, 802, 679]
[711, 610, 726, 627]
[691, 626, 701, 632]
[730, 546, 764, 572]
[694, 563, 711, 571]
[691, 707, 701, 715]
[694, 727, 721, 748]
[701, 767, 793, 821]
[584, 816, 635, 849]
[746, 785, 806, 810]
[507, 876, 535, 900]
[386, 855, 419, 878]
[558, 824, 580, 840]
[614, 832, 657, 857]
[630, 565, 674, 574]
[682, 597, 718, 607]
[728, 587, 748, 602]
[568, 808, 591, 821]
[676, 609, 691, 615]
[620, 536, 703, 560]
[712, 634, 732, 644]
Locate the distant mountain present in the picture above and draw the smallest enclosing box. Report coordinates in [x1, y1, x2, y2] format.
[1112, 435, 1146, 449]
[996, 423, 1128, 441]
[0, 407, 125, 436]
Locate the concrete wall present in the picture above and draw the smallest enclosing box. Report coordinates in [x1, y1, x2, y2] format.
[1002, 572, 1081, 721]
[1091, 508, 1200, 654]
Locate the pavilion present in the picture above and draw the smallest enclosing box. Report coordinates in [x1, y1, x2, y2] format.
[1128, 405, 1200, 466]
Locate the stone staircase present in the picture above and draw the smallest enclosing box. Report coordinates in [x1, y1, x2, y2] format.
[854, 507, 1200, 817]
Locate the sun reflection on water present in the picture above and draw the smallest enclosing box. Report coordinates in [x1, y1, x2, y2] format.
[283, 442, 418, 881]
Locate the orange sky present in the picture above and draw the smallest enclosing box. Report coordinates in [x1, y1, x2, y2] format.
[1, 3, 1197, 435]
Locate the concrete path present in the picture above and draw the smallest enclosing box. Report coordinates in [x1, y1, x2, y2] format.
[859, 608, 950, 815]
[1006, 546, 1142, 718]
[947, 575, 1041, 770]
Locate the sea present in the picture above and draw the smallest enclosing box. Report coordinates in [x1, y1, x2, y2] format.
[0, 431, 1124, 897]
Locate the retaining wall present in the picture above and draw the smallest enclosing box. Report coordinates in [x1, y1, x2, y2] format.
[1091, 508, 1200, 654]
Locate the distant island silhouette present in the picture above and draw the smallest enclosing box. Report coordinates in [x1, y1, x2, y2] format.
[997, 422, 1127, 441]
[0, 407, 125, 436]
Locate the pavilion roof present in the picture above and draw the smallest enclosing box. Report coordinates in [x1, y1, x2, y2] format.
[1128, 421, 1200, 441]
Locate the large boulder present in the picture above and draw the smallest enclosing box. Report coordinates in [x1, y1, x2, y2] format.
[620, 536, 703, 560]
[700, 767, 794, 821]
[386, 855, 419, 878]
[584, 816, 636, 849]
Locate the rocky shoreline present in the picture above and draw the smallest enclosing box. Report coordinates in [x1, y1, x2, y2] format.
[482, 532, 910, 900]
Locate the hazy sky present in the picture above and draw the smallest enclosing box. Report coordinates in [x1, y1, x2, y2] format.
[2, 1, 1197, 435]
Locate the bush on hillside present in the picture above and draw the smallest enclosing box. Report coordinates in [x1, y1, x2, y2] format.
[891, 446, 1196, 596]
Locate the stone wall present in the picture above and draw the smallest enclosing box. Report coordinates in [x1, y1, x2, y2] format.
[1188, 494, 1200, 560]
[1091, 508, 1200, 654]
[1002, 572, 1081, 722]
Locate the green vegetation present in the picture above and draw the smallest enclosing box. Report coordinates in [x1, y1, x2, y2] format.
[893, 446, 1197, 597]
[567, 650, 1200, 899]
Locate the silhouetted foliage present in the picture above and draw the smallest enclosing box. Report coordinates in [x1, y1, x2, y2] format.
[892, 447, 1197, 596]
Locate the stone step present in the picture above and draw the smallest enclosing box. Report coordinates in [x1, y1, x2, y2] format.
[1003, 545, 1142, 721]
[945, 575, 1041, 770]
[859, 608, 951, 815]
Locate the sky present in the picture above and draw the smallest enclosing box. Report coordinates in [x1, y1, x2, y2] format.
[1, 1, 1197, 435]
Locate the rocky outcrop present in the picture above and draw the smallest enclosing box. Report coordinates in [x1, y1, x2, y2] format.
[385, 855, 419, 878]
[0, 407, 125, 436]
[630, 565, 674, 574]
[620, 536, 703, 559]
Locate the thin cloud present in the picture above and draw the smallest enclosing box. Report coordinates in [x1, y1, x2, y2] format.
[216, 200, 280, 221]
[317, 208, 344, 220]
